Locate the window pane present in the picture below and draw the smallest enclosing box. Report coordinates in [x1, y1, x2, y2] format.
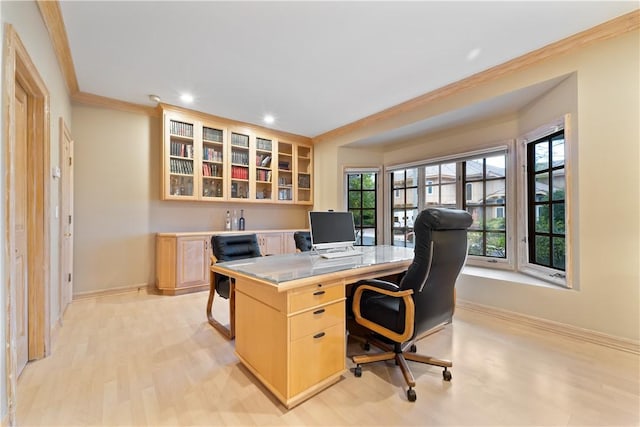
[467, 206, 484, 230]
[441, 163, 456, 183]
[552, 203, 565, 233]
[485, 179, 505, 204]
[466, 181, 484, 205]
[393, 209, 410, 228]
[362, 209, 375, 227]
[425, 185, 440, 206]
[351, 209, 361, 226]
[362, 173, 376, 190]
[406, 188, 418, 208]
[535, 172, 549, 202]
[466, 159, 484, 181]
[552, 169, 565, 201]
[361, 228, 376, 246]
[535, 236, 550, 266]
[486, 209, 506, 231]
[551, 136, 565, 167]
[486, 232, 506, 257]
[468, 232, 483, 256]
[393, 189, 405, 208]
[348, 191, 361, 208]
[486, 155, 506, 178]
[535, 205, 549, 232]
[405, 168, 417, 187]
[534, 142, 549, 171]
[424, 165, 440, 184]
[362, 191, 375, 208]
[393, 171, 406, 188]
[440, 183, 457, 206]
[552, 237, 565, 270]
[348, 174, 361, 190]
[392, 228, 405, 246]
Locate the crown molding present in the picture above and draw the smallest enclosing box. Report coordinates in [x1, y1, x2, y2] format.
[72, 91, 160, 116]
[312, 9, 640, 144]
[36, 0, 79, 94]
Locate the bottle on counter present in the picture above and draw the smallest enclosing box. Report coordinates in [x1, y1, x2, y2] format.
[225, 210, 231, 231]
[239, 209, 246, 231]
[232, 209, 238, 231]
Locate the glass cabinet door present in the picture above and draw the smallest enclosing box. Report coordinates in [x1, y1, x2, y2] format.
[255, 136, 274, 201]
[277, 141, 293, 202]
[167, 118, 196, 199]
[201, 124, 225, 200]
[230, 131, 250, 200]
[296, 144, 312, 204]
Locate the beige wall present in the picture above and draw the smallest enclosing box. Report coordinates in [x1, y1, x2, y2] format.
[314, 31, 640, 341]
[72, 105, 310, 295]
[0, 0, 73, 419]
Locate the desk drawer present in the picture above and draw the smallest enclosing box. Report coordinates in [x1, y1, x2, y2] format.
[290, 300, 344, 341]
[289, 283, 344, 313]
[289, 322, 346, 396]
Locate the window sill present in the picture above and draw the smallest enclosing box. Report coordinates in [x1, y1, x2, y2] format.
[460, 266, 568, 290]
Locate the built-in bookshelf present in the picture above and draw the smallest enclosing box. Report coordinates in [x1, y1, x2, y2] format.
[161, 106, 312, 204]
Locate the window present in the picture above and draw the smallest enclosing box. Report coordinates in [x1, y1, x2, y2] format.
[391, 168, 418, 247]
[463, 155, 507, 258]
[525, 129, 566, 271]
[347, 171, 378, 246]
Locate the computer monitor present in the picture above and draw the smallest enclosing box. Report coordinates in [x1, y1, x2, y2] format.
[308, 211, 356, 251]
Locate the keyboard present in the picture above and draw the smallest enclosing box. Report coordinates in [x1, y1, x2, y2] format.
[320, 249, 363, 259]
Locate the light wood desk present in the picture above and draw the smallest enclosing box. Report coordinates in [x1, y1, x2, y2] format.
[210, 245, 414, 408]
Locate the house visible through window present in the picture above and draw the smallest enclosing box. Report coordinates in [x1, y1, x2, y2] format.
[391, 169, 418, 247]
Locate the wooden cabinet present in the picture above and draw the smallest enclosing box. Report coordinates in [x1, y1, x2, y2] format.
[156, 230, 305, 294]
[156, 234, 211, 295]
[161, 106, 312, 204]
[234, 280, 345, 408]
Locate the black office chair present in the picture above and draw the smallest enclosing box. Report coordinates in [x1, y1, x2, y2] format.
[207, 233, 262, 339]
[350, 208, 472, 401]
[293, 231, 312, 252]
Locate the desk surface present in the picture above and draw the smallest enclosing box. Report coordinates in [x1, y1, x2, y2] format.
[212, 245, 414, 288]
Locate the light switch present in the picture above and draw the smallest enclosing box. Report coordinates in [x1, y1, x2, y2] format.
[52, 166, 61, 179]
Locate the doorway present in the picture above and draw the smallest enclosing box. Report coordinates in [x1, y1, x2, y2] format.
[3, 24, 51, 423]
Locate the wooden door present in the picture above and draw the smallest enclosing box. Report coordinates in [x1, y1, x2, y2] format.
[60, 119, 74, 316]
[15, 82, 29, 375]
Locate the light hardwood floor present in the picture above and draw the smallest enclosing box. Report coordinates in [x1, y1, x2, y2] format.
[18, 290, 640, 426]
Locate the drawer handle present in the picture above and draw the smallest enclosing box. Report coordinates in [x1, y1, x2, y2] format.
[313, 332, 326, 339]
[313, 290, 325, 296]
[313, 308, 325, 315]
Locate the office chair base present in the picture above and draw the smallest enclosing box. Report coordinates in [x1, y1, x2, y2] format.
[351, 341, 453, 401]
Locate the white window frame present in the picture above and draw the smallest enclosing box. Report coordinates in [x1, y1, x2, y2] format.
[517, 115, 574, 288]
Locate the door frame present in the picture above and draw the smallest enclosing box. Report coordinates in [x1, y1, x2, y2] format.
[58, 117, 73, 320]
[3, 24, 51, 423]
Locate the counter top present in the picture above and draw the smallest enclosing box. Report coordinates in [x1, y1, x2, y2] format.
[157, 229, 306, 237]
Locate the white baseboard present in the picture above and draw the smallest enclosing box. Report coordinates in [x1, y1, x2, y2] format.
[72, 283, 153, 300]
[457, 300, 640, 355]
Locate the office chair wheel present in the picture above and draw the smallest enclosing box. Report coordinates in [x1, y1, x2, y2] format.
[407, 388, 417, 402]
[354, 366, 362, 377]
[363, 342, 370, 351]
[443, 368, 452, 381]
[409, 344, 417, 353]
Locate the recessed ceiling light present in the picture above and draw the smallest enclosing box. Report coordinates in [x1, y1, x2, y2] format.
[263, 114, 275, 124]
[180, 93, 194, 103]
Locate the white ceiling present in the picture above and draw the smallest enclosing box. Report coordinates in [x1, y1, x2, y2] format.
[59, 1, 638, 141]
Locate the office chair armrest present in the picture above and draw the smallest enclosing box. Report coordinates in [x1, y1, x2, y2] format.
[354, 279, 400, 293]
[352, 284, 415, 344]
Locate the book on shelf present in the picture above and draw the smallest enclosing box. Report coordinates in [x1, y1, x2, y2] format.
[231, 132, 249, 147]
[256, 137, 272, 151]
[203, 127, 223, 142]
[170, 120, 193, 138]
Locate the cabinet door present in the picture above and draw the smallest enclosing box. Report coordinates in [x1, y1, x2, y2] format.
[176, 236, 209, 287]
[201, 122, 226, 200]
[276, 141, 294, 202]
[258, 233, 283, 256]
[295, 143, 313, 204]
[229, 130, 251, 200]
[164, 114, 198, 200]
[255, 135, 275, 202]
[282, 232, 297, 254]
